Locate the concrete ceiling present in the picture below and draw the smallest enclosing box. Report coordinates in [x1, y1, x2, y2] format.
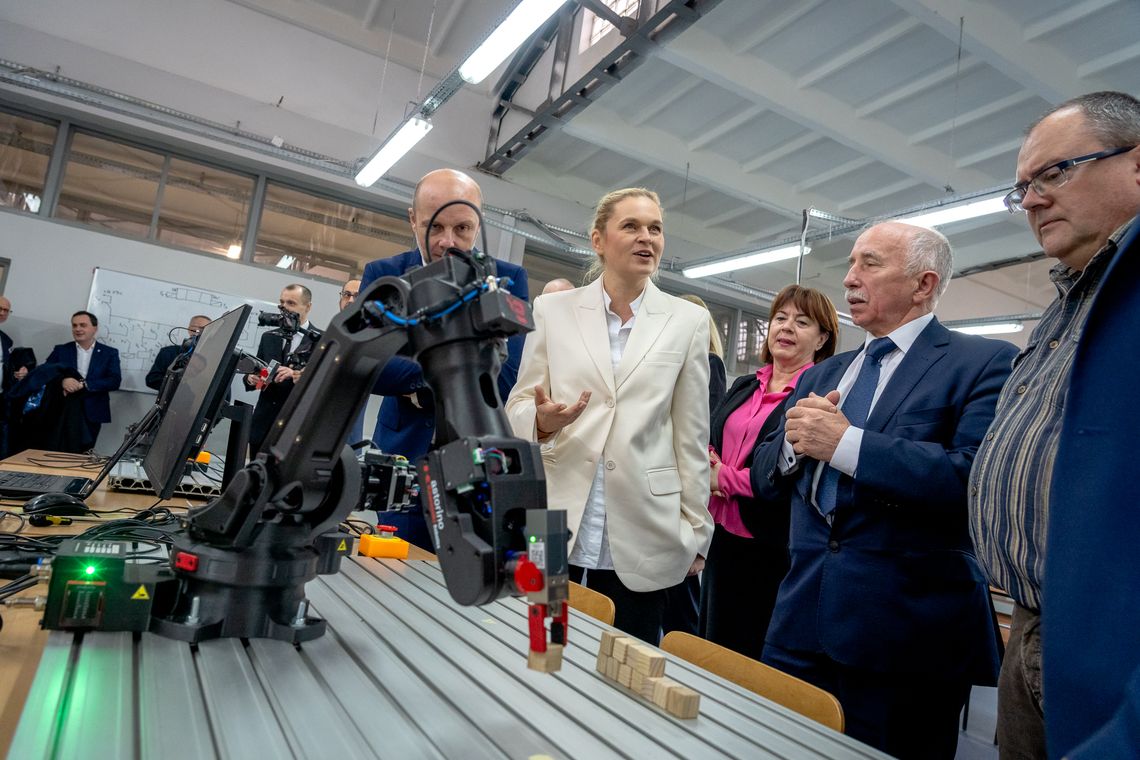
[1, 0, 1137, 333]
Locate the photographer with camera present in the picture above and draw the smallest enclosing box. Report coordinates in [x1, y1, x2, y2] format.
[243, 284, 321, 456]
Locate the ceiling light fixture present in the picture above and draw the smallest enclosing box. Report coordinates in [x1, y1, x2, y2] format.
[458, 0, 569, 84]
[225, 243, 242, 259]
[682, 244, 810, 279]
[901, 196, 1006, 228]
[276, 255, 296, 269]
[948, 321, 1024, 336]
[354, 116, 434, 187]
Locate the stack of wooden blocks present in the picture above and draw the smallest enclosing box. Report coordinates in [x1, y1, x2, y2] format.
[595, 631, 700, 719]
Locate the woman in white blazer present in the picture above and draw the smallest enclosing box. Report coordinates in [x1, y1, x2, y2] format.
[506, 188, 713, 643]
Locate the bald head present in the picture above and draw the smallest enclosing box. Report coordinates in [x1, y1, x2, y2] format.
[410, 169, 484, 263]
[0, 296, 10, 324]
[541, 278, 575, 296]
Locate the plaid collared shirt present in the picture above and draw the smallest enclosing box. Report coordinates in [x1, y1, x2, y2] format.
[969, 221, 1133, 610]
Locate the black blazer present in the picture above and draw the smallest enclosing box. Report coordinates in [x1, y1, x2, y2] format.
[709, 371, 791, 543]
[244, 327, 321, 452]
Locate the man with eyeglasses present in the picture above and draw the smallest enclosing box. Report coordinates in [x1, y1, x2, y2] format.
[357, 168, 529, 550]
[145, 315, 211, 391]
[970, 91, 1140, 759]
[338, 279, 361, 312]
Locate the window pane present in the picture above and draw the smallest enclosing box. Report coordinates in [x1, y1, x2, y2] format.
[736, 312, 768, 375]
[156, 157, 254, 259]
[254, 183, 411, 281]
[55, 132, 162, 237]
[0, 111, 57, 214]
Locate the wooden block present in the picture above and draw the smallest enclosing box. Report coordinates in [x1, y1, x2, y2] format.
[611, 636, 632, 663]
[665, 684, 700, 719]
[595, 650, 608, 674]
[604, 656, 620, 681]
[652, 676, 680, 708]
[617, 663, 633, 688]
[599, 630, 621, 657]
[627, 644, 666, 677]
[527, 644, 563, 673]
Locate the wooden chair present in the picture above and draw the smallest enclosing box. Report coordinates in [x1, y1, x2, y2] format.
[568, 582, 616, 626]
[660, 631, 844, 733]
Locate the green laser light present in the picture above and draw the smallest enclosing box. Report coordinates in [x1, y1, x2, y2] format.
[84, 565, 96, 576]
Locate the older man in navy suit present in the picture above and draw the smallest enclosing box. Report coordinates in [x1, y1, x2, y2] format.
[752, 222, 1016, 759]
[359, 168, 528, 549]
[45, 310, 121, 450]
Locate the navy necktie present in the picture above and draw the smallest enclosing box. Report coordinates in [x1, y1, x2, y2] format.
[816, 336, 897, 516]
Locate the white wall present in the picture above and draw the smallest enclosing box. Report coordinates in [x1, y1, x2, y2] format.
[0, 210, 385, 453]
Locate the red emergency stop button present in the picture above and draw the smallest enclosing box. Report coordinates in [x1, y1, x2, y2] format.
[514, 557, 544, 593]
[175, 552, 199, 572]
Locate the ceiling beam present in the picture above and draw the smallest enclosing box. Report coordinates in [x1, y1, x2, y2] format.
[956, 137, 1022, 169]
[837, 178, 924, 212]
[688, 105, 764, 150]
[796, 156, 876, 192]
[856, 56, 983, 118]
[886, 0, 1105, 103]
[740, 133, 821, 173]
[559, 103, 823, 219]
[730, 0, 827, 54]
[908, 91, 1037, 145]
[1079, 40, 1140, 78]
[797, 18, 922, 89]
[656, 26, 996, 191]
[1022, 0, 1119, 41]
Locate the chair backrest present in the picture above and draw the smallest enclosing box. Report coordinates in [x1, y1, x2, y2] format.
[660, 631, 844, 733]
[568, 582, 616, 626]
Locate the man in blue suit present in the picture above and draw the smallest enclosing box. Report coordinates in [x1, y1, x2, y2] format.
[360, 169, 528, 548]
[45, 310, 122, 450]
[752, 222, 1016, 759]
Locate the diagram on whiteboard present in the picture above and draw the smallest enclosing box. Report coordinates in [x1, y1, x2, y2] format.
[87, 268, 278, 393]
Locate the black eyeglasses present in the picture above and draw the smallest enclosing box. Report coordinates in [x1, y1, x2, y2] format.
[1005, 145, 1136, 212]
[339, 290, 358, 299]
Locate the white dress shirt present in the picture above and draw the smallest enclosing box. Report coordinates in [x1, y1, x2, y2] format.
[288, 321, 311, 355]
[568, 286, 645, 570]
[76, 342, 95, 379]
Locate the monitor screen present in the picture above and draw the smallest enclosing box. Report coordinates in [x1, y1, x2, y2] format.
[143, 304, 249, 500]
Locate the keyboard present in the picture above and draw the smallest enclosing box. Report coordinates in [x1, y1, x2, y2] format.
[0, 469, 92, 497]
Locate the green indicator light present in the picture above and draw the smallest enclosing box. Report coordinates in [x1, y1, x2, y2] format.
[529, 535, 537, 543]
[84, 565, 96, 576]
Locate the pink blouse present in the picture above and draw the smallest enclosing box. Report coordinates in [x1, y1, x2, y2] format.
[708, 362, 812, 538]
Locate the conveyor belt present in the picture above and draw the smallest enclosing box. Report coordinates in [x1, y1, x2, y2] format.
[9, 559, 888, 759]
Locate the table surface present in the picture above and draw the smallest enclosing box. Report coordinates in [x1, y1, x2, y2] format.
[0, 450, 432, 756]
[7, 557, 887, 759]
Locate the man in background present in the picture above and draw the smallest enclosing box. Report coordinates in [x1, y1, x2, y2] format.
[359, 168, 529, 549]
[338, 279, 361, 312]
[145, 314, 211, 391]
[970, 90, 1140, 758]
[243, 284, 320, 455]
[43, 310, 122, 451]
[0, 296, 36, 456]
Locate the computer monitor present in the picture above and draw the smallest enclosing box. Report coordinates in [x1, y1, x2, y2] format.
[143, 304, 250, 500]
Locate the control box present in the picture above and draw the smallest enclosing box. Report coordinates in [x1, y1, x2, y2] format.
[42, 539, 172, 632]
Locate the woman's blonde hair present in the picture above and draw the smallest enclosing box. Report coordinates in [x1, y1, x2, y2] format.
[679, 294, 724, 357]
[584, 187, 663, 283]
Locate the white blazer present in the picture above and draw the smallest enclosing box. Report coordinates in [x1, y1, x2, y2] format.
[507, 279, 713, 592]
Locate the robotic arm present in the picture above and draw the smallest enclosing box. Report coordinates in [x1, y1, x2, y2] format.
[149, 248, 568, 668]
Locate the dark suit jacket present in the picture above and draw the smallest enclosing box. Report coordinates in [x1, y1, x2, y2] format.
[45, 341, 122, 424]
[1, 331, 36, 397]
[145, 344, 182, 391]
[1045, 217, 1140, 759]
[243, 327, 321, 453]
[360, 248, 529, 460]
[752, 317, 1015, 682]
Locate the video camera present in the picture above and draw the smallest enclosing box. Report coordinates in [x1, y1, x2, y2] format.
[257, 307, 302, 335]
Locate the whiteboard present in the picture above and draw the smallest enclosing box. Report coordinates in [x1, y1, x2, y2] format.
[86, 268, 279, 393]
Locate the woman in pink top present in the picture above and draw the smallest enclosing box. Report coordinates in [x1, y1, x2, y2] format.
[698, 284, 839, 659]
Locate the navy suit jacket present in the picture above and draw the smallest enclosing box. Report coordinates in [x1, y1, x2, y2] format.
[360, 248, 529, 459]
[1045, 217, 1140, 759]
[752, 317, 1015, 682]
[45, 341, 122, 424]
[145, 344, 182, 391]
[242, 327, 321, 452]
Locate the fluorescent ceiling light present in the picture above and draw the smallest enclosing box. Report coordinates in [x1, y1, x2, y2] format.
[458, 0, 568, 84]
[225, 243, 242, 259]
[354, 117, 433, 187]
[950, 321, 1024, 335]
[276, 255, 296, 269]
[683, 244, 810, 279]
[902, 196, 1006, 228]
